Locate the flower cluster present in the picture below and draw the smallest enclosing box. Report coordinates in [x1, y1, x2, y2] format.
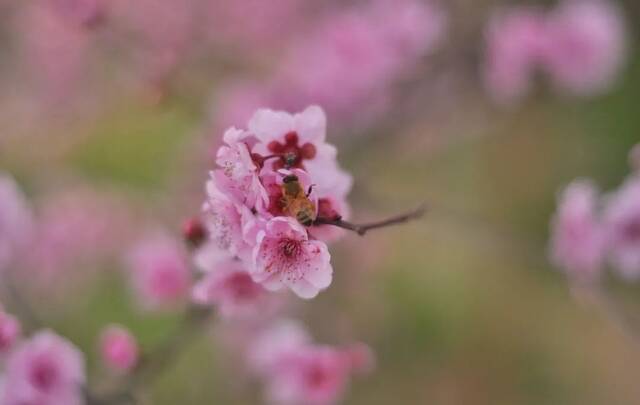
[195, 106, 351, 300]
[484, 0, 626, 104]
[550, 144, 640, 282]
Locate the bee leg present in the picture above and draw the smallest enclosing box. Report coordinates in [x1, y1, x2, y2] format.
[306, 184, 315, 197]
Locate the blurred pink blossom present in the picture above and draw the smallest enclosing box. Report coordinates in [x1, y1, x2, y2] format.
[0, 174, 34, 272]
[545, 0, 626, 96]
[127, 231, 191, 310]
[550, 180, 605, 281]
[1, 331, 85, 405]
[192, 259, 274, 319]
[484, 0, 626, 104]
[248, 320, 373, 405]
[100, 324, 138, 373]
[483, 7, 548, 104]
[603, 176, 640, 279]
[213, 0, 446, 130]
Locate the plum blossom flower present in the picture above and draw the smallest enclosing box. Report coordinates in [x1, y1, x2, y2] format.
[214, 127, 267, 208]
[249, 106, 331, 173]
[544, 0, 626, 95]
[603, 176, 640, 279]
[192, 259, 274, 318]
[0, 173, 34, 272]
[251, 217, 332, 299]
[100, 325, 138, 373]
[127, 231, 191, 310]
[202, 178, 256, 262]
[483, 7, 548, 104]
[550, 180, 605, 281]
[267, 0, 446, 128]
[1, 331, 85, 405]
[484, 0, 626, 104]
[203, 106, 350, 299]
[248, 320, 374, 405]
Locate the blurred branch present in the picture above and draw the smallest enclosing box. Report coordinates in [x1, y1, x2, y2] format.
[570, 282, 640, 347]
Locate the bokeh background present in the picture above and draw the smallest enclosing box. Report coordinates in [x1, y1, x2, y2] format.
[1, 0, 639, 404]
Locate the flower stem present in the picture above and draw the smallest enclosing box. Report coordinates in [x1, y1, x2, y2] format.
[314, 203, 427, 236]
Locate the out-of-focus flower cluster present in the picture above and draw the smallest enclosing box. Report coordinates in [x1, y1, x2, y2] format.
[551, 144, 640, 283]
[484, 0, 626, 104]
[213, 0, 446, 132]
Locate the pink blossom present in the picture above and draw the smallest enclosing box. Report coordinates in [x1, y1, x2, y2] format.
[1, 331, 85, 405]
[247, 320, 311, 375]
[251, 217, 332, 299]
[550, 180, 605, 281]
[202, 178, 255, 262]
[484, 0, 626, 103]
[213, 127, 267, 208]
[0, 173, 34, 272]
[544, 0, 626, 96]
[127, 231, 191, 310]
[270, 0, 446, 128]
[248, 321, 374, 405]
[483, 7, 548, 104]
[603, 176, 640, 279]
[192, 259, 273, 318]
[248, 107, 351, 201]
[264, 346, 353, 405]
[100, 325, 138, 372]
[0, 309, 21, 355]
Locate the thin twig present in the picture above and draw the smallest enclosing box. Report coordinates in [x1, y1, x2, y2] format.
[570, 282, 640, 347]
[314, 203, 427, 236]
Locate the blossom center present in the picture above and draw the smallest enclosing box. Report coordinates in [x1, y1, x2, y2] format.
[266, 132, 317, 170]
[30, 358, 58, 391]
[280, 238, 302, 259]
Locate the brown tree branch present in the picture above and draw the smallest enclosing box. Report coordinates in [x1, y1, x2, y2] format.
[314, 203, 427, 236]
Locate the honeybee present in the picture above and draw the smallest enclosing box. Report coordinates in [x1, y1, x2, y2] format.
[281, 174, 316, 226]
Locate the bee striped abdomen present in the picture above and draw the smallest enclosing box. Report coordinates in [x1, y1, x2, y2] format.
[296, 211, 314, 227]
